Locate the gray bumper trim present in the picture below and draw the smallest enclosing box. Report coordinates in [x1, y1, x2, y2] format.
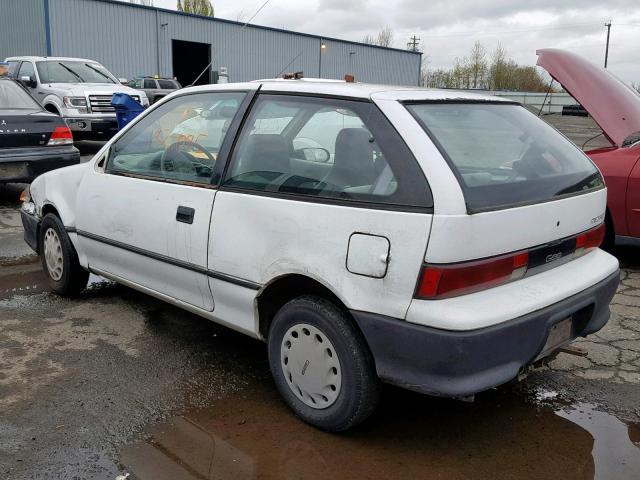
[351, 269, 620, 397]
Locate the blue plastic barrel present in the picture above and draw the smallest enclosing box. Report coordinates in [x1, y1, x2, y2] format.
[111, 93, 145, 130]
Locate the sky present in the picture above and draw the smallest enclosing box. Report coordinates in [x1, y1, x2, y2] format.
[148, 0, 640, 84]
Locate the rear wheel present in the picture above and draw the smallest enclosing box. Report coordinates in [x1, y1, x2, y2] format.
[39, 213, 89, 296]
[268, 295, 380, 432]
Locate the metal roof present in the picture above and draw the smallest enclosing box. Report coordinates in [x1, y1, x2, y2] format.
[86, 0, 422, 56]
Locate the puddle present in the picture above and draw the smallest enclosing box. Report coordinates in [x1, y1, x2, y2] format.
[0, 259, 110, 300]
[117, 384, 640, 480]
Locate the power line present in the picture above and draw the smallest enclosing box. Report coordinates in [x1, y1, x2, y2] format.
[604, 21, 612, 68]
[407, 35, 420, 52]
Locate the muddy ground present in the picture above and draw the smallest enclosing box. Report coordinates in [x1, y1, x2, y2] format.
[1, 129, 639, 479]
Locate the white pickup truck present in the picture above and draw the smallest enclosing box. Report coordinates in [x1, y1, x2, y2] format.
[6, 56, 148, 140]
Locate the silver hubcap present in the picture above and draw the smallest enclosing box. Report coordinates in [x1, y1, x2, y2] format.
[43, 228, 64, 281]
[281, 323, 342, 409]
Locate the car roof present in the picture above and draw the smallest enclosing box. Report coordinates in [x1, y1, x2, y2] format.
[5, 56, 98, 63]
[179, 78, 512, 103]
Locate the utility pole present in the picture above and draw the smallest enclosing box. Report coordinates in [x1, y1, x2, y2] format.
[604, 21, 612, 69]
[407, 35, 420, 52]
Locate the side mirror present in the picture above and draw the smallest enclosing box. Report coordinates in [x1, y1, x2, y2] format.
[20, 75, 36, 88]
[299, 147, 331, 163]
[118, 78, 128, 85]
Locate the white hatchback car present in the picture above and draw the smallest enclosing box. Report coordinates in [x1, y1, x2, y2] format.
[21, 79, 620, 431]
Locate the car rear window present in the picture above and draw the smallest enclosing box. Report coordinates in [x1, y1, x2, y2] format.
[0, 80, 41, 109]
[406, 102, 604, 212]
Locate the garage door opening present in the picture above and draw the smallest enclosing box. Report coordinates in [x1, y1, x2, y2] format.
[172, 39, 211, 86]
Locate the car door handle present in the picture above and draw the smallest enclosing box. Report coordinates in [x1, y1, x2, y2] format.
[176, 206, 195, 224]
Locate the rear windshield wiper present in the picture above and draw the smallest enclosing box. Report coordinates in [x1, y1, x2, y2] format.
[58, 63, 85, 83]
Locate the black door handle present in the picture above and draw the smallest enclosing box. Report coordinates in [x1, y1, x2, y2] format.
[176, 206, 195, 224]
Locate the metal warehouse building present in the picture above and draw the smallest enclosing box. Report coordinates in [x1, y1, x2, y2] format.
[0, 0, 422, 87]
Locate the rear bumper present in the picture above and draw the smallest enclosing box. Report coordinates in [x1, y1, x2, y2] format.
[352, 269, 620, 397]
[0, 146, 80, 183]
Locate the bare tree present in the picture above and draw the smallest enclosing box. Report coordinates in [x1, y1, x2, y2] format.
[469, 41, 487, 89]
[362, 26, 394, 48]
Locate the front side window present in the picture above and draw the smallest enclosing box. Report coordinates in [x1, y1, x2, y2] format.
[407, 102, 603, 211]
[143, 79, 157, 89]
[18, 62, 35, 80]
[36, 61, 118, 84]
[107, 92, 246, 183]
[224, 95, 432, 208]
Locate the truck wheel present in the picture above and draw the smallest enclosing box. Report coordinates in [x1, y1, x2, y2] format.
[268, 295, 381, 432]
[39, 214, 89, 296]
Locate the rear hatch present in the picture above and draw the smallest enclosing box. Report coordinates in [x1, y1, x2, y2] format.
[405, 100, 607, 298]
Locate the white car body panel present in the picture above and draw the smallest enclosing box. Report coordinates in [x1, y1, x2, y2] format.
[425, 189, 607, 263]
[207, 191, 431, 320]
[407, 248, 619, 330]
[75, 169, 216, 311]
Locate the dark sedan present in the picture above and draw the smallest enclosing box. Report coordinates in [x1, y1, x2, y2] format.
[0, 78, 80, 184]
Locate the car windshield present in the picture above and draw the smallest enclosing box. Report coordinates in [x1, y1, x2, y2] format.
[0, 80, 41, 109]
[406, 102, 604, 212]
[36, 61, 118, 84]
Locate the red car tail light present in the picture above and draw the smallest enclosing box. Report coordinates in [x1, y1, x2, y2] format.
[415, 222, 606, 300]
[47, 126, 74, 146]
[575, 223, 606, 257]
[415, 251, 529, 299]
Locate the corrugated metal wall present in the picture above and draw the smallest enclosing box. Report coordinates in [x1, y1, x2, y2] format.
[47, 0, 158, 78]
[8, 0, 421, 86]
[0, 0, 47, 61]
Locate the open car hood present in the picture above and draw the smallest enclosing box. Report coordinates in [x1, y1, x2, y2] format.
[536, 48, 640, 147]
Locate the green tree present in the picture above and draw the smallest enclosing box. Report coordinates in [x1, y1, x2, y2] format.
[177, 0, 215, 17]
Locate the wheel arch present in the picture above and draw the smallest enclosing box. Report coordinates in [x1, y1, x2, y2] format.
[256, 273, 354, 340]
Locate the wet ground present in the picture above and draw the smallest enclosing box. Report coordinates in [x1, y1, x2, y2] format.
[1, 135, 639, 479]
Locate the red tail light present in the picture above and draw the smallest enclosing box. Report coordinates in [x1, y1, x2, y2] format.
[575, 223, 606, 257]
[415, 223, 605, 300]
[47, 126, 73, 146]
[416, 251, 529, 299]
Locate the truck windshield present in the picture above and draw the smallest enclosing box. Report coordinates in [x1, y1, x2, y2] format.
[36, 61, 118, 84]
[406, 102, 604, 212]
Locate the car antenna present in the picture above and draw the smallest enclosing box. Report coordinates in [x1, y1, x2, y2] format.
[188, 0, 271, 87]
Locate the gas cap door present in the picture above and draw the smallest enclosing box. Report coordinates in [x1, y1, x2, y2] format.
[346, 233, 390, 278]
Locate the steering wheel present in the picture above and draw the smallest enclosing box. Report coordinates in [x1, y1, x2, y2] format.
[160, 140, 215, 175]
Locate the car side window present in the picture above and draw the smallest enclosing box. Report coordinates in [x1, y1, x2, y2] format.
[226, 96, 395, 199]
[158, 79, 176, 89]
[106, 91, 246, 184]
[143, 79, 157, 89]
[18, 62, 35, 80]
[224, 95, 432, 208]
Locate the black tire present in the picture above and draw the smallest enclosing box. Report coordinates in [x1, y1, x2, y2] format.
[268, 295, 381, 432]
[39, 213, 89, 296]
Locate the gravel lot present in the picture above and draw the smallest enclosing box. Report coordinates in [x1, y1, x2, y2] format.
[0, 125, 639, 479]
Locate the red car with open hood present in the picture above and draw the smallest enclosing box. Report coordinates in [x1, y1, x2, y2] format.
[537, 48, 640, 247]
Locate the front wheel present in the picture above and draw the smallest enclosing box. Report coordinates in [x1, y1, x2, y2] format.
[39, 213, 89, 296]
[268, 295, 381, 432]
